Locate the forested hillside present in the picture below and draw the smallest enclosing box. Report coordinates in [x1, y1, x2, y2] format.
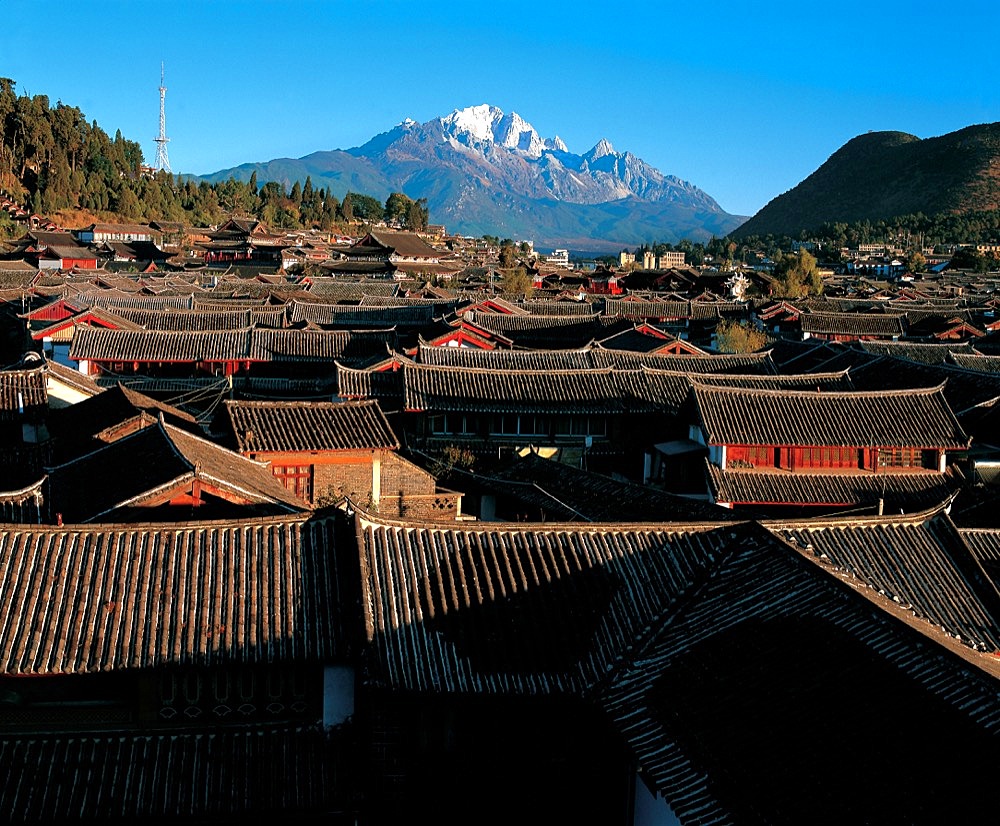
[0, 78, 422, 236]
[732, 123, 1000, 239]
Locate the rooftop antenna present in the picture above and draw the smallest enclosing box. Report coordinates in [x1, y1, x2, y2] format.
[154, 62, 171, 173]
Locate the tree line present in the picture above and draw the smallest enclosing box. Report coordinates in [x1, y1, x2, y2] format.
[0, 78, 428, 236]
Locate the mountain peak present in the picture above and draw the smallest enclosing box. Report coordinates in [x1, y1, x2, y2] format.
[587, 138, 617, 160]
[439, 104, 563, 158]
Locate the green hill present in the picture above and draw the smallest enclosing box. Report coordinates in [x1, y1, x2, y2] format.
[731, 123, 1000, 239]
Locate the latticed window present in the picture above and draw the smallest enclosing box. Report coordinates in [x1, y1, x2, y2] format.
[272, 464, 312, 499]
[877, 447, 922, 468]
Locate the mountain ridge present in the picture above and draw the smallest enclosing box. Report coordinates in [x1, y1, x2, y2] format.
[732, 122, 1000, 239]
[196, 104, 747, 251]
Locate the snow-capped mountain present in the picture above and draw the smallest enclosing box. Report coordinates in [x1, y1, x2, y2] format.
[198, 104, 747, 251]
[439, 104, 568, 157]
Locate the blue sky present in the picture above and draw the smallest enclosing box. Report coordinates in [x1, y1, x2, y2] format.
[4, 0, 999, 218]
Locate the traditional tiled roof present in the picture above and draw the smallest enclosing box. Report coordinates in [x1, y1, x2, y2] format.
[769, 509, 1000, 651]
[848, 355, 1000, 415]
[364, 230, 443, 260]
[466, 309, 599, 330]
[456, 451, 741, 522]
[68, 326, 393, 366]
[859, 339, 977, 364]
[948, 351, 1000, 373]
[596, 512, 1000, 824]
[707, 460, 961, 510]
[0, 725, 343, 823]
[106, 306, 286, 331]
[224, 399, 399, 453]
[46, 383, 197, 461]
[334, 355, 408, 405]
[356, 508, 738, 695]
[289, 299, 435, 328]
[45, 420, 307, 522]
[402, 363, 658, 414]
[416, 341, 597, 371]
[75, 291, 195, 312]
[591, 348, 777, 373]
[690, 382, 970, 448]
[0, 476, 44, 523]
[0, 510, 340, 672]
[70, 326, 253, 362]
[799, 311, 907, 338]
[356, 504, 1000, 823]
[304, 278, 399, 300]
[249, 328, 394, 363]
[515, 298, 598, 316]
[0, 364, 48, 420]
[42, 357, 103, 398]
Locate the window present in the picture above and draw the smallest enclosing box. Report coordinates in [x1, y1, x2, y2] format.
[877, 447, 921, 469]
[272, 464, 312, 500]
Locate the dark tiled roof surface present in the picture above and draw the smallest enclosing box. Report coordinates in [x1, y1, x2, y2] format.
[0, 365, 47, 419]
[708, 461, 960, 509]
[0, 512, 340, 672]
[357, 510, 736, 694]
[0, 725, 345, 823]
[403, 363, 659, 414]
[290, 300, 435, 328]
[859, 339, 977, 364]
[46, 420, 306, 522]
[416, 342, 597, 371]
[799, 311, 907, 337]
[771, 511, 1000, 651]
[225, 399, 399, 452]
[463, 451, 740, 522]
[848, 356, 1000, 415]
[692, 382, 970, 448]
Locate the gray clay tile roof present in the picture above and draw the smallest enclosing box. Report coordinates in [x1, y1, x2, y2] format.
[402, 363, 660, 414]
[357, 509, 739, 695]
[415, 341, 597, 371]
[595, 512, 1000, 825]
[770, 510, 1000, 652]
[70, 326, 253, 362]
[948, 351, 1000, 373]
[0, 725, 342, 823]
[591, 348, 777, 373]
[106, 306, 286, 331]
[289, 299, 435, 328]
[305, 278, 400, 299]
[848, 355, 1000, 415]
[707, 461, 961, 510]
[0, 365, 47, 420]
[225, 399, 399, 453]
[859, 340, 977, 364]
[0, 511, 341, 673]
[691, 382, 970, 448]
[461, 451, 741, 523]
[68, 326, 394, 365]
[799, 311, 907, 338]
[45, 420, 307, 522]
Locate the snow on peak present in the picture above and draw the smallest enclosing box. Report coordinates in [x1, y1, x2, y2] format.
[439, 104, 564, 158]
[588, 138, 617, 160]
[398, 117, 418, 128]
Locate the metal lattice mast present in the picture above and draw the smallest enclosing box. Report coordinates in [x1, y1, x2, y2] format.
[154, 62, 171, 173]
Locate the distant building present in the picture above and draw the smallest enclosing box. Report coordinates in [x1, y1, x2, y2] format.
[658, 250, 686, 269]
[619, 251, 635, 268]
[547, 248, 570, 268]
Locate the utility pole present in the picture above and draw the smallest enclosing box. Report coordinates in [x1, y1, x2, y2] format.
[154, 62, 171, 174]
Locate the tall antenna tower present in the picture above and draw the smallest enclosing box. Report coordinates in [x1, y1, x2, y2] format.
[153, 62, 171, 173]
